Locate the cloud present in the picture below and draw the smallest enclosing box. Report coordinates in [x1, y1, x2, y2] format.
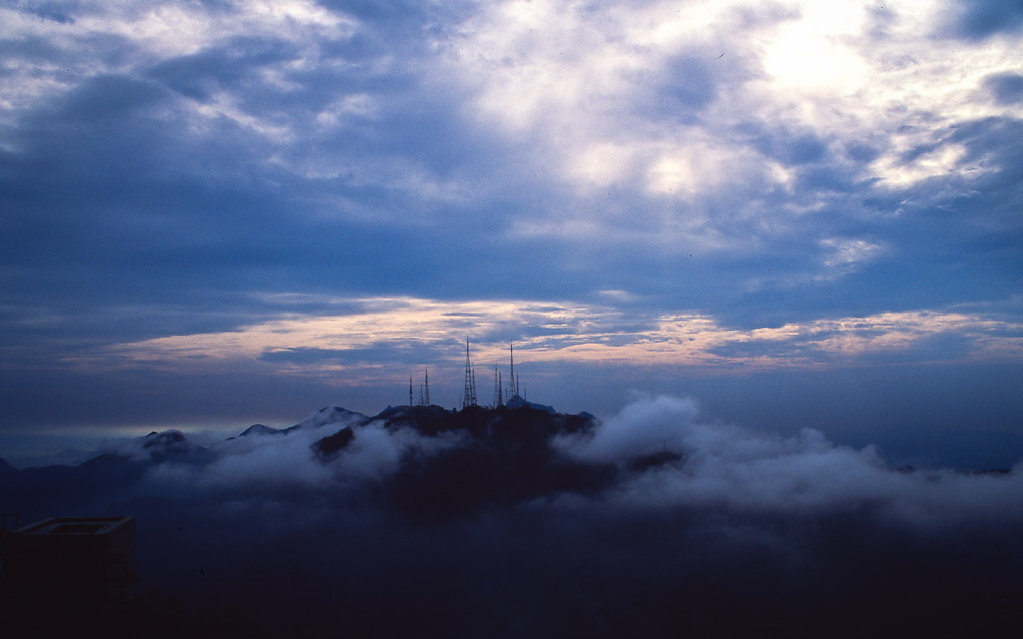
[115, 408, 470, 515]
[103, 392, 1023, 535]
[943, 0, 1023, 40]
[554, 393, 699, 462]
[5, 393, 1023, 636]
[556, 394, 1023, 529]
[986, 72, 1023, 104]
[67, 297, 1022, 377]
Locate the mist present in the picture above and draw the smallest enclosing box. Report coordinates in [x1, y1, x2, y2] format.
[3, 394, 1022, 636]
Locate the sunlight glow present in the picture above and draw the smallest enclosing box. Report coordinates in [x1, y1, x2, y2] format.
[64, 297, 1023, 380]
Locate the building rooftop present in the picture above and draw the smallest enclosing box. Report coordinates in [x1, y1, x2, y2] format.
[18, 516, 134, 536]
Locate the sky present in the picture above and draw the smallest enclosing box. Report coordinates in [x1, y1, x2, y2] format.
[1, 0, 1022, 467]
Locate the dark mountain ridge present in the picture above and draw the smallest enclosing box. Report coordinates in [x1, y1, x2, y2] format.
[336, 401, 618, 521]
[2, 398, 1023, 638]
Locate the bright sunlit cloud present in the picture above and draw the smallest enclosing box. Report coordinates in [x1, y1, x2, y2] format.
[63, 297, 1023, 379]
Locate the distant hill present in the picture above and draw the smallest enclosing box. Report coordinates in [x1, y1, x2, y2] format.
[2, 399, 1022, 638]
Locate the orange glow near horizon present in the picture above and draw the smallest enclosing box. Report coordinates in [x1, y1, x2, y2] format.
[59, 297, 1023, 382]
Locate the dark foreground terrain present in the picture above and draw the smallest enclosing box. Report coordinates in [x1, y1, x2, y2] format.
[3, 398, 1022, 637]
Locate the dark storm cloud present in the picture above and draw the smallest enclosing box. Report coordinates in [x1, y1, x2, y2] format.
[9, 0, 77, 24]
[944, 0, 1023, 40]
[633, 53, 722, 125]
[748, 127, 828, 166]
[985, 72, 1023, 104]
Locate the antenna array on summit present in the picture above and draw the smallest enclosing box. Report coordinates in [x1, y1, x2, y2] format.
[411, 368, 431, 407]
[508, 342, 520, 399]
[409, 339, 524, 411]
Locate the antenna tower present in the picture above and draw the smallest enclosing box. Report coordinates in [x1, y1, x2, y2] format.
[463, 337, 477, 408]
[424, 368, 430, 406]
[508, 342, 520, 398]
[494, 369, 503, 407]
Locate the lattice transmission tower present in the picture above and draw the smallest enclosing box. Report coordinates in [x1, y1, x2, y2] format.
[508, 341, 520, 398]
[462, 337, 477, 409]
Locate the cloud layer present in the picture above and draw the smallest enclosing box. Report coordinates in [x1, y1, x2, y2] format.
[4, 395, 1023, 636]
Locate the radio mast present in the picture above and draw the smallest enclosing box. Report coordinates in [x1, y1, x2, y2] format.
[494, 369, 503, 407]
[462, 337, 477, 409]
[508, 342, 520, 398]
[424, 368, 430, 406]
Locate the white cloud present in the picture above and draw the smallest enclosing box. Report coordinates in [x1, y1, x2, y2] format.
[315, 94, 379, 129]
[143, 411, 465, 495]
[0, 0, 357, 145]
[560, 394, 1023, 527]
[759, 1, 870, 93]
[819, 237, 885, 277]
[440, 0, 762, 203]
[58, 296, 1023, 380]
[436, 0, 1023, 249]
[553, 393, 700, 462]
